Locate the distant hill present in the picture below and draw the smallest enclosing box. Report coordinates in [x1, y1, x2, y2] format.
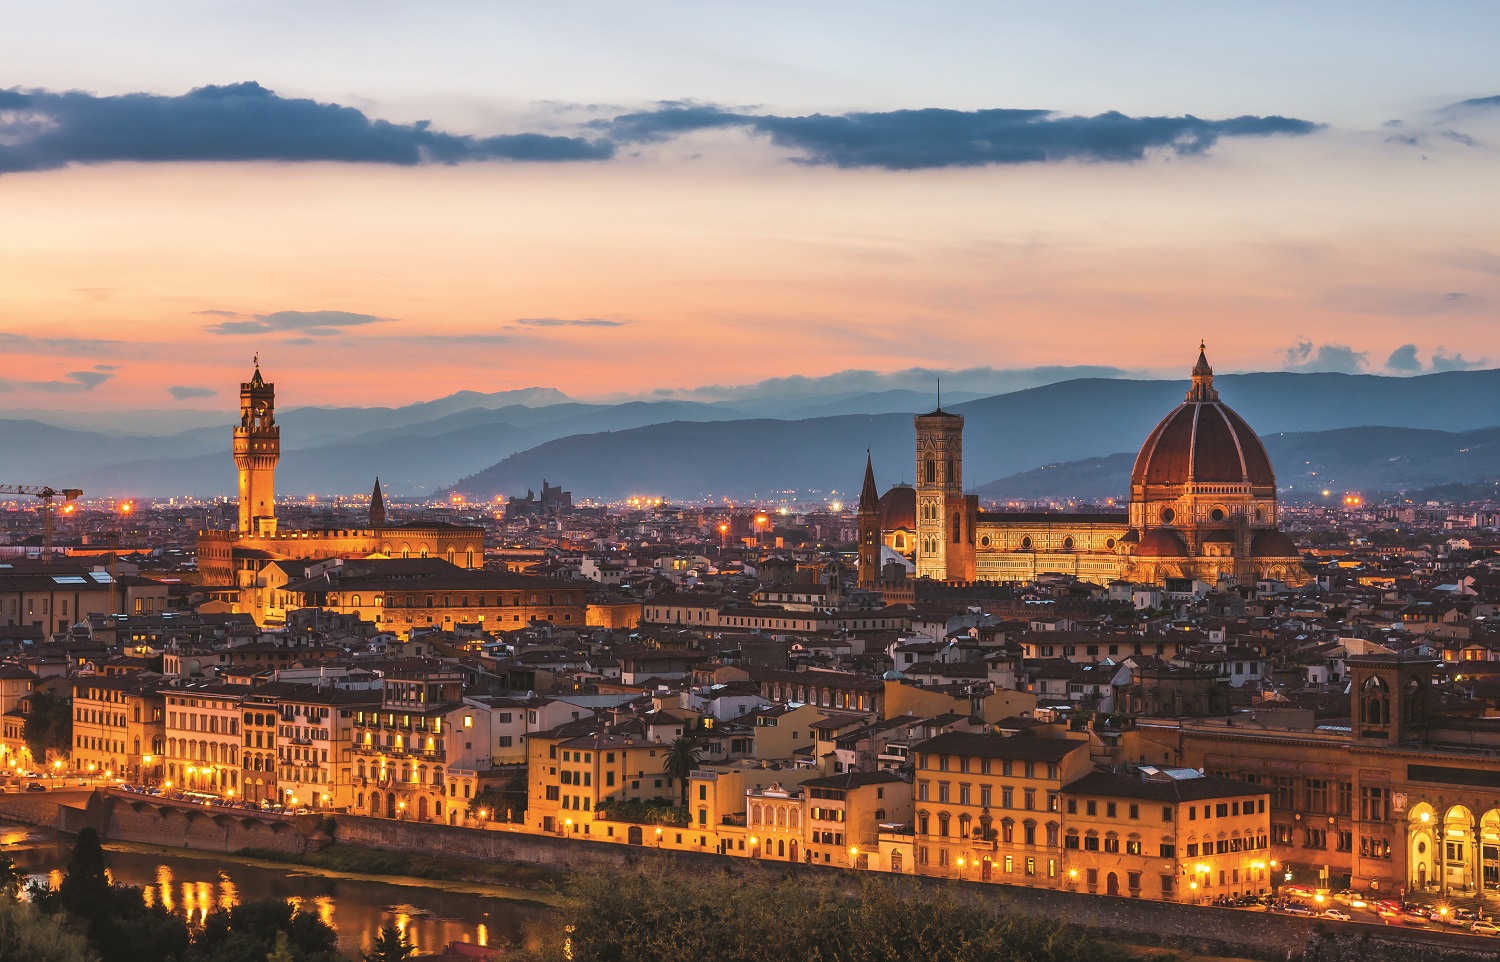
[21, 367, 1500, 500]
[448, 369, 1500, 501]
[976, 426, 1500, 502]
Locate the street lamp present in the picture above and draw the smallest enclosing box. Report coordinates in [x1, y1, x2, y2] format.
[655, 827, 663, 849]
[956, 857, 966, 880]
[849, 845, 859, 868]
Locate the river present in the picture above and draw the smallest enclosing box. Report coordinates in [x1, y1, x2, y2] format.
[1, 823, 553, 959]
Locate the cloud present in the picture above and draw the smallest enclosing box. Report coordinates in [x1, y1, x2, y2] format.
[0, 364, 115, 393]
[599, 103, 1322, 169]
[511, 317, 630, 328]
[167, 385, 217, 400]
[0, 81, 614, 174]
[1431, 349, 1485, 372]
[201, 308, 392, 337]
[0, 332, 123, 355]
[1381, 344, 1485, 375]
[1444, 95, 1500, 113]
[1385, 344, 1422, 372]
[1283, 339, 1366, 374]
[0, 82, 1321, 176]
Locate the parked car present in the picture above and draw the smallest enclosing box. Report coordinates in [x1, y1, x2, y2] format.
[1283, 903, 1314, 917]
[24, 782, 46, 793]
[1471, 920, 1500, 936]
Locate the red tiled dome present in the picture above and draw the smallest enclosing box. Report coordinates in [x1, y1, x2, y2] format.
[1136, 529, 1188, 557]
[1131, 348, 1275, 488]
[879, 485, 916, 530]
[1251, 529, 1300, 558]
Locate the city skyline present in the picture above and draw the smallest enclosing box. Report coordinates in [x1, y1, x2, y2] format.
[3, 2, 1500, 409]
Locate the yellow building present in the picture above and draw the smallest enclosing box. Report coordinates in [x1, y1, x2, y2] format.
[163, 683, 248, 797]
[0, 666, 37, 771]
[1061, 769, 1272, 902]
[801, 770, 913, 868]
[70, 675, 164, 783]
[275, 685, 381, 811]
[240, 688, 280, 804]
[909, 730, 1094, 885]
[350, 667, 485, 823]
[283, 559, 589, 637]
[858, 346, 1309, 589]
[525, 730, 684, 839]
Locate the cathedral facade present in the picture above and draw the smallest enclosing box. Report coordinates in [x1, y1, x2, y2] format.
[197, 364, 485, 619]
[858, 346, 1309, 589]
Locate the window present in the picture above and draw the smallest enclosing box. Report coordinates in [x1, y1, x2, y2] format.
[1162, 806, 1173, 823]
[1360, 786, 1388, 822]
[1125, 840, 1141, 855]
[1159, 843, 1176, 858]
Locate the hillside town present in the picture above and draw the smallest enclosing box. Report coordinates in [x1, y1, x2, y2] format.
[6, 361, 1500, 925]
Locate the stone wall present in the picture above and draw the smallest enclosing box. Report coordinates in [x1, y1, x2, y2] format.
[62, 791, 318, 855]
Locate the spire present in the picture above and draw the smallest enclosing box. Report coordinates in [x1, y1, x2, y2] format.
[936, 376, 942, 412]
[1187, 340, 1219, 402]
[369, 476, 386, 528]
[249, 354, 266, 388]
[859, 450, 880, 512]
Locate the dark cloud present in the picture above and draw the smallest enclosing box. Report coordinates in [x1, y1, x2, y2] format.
[1444, 95, 1500, 112]
[1431, 349, 1485, 372]
[0, 365, 114, 393]
[0, 332, 122, 355]
[201, 309, 392, 336]
[1385, 344, 1422, 372]
[167, 385, 217, 400]
[1283, 339, 1366, 374]
[0, 81, 614, 174]
[599, 103, 1321, 169]
[511, 317, 630, 328]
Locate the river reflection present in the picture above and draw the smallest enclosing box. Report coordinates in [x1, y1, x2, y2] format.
[2, 824, 550, 958]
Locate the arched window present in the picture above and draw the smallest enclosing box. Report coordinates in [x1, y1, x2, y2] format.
[350, 594, 361, 608]
[953, 513, 961, 543]
[938, 813, 951, 837]
[958, 813, 972, 837]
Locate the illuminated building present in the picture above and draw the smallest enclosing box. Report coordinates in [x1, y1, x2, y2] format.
[69, 675, 165, 784]
[858, 345, 1310, 589]
[197, 362, 485, 623]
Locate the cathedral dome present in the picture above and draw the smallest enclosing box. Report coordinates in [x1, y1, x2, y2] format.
[1251, 529, 1301, 558]
[1135, 529, 1188, 557]
[879, 485, 916, 531]
[1131, 345, 1275, 489]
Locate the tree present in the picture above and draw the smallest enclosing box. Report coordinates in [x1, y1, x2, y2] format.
[0, 897, 98, 962]
[0, 851, 23, 900]
[362, 923, 413, 962]
[661, 735, 702, 807]
[24, 688, 72, 764]
[469, 772, 527, 822]
[187, 897, 340, 962]
[266, 931, 294, 962]
[30, 829, 190, 962]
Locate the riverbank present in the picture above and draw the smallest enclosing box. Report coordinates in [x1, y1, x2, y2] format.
[98, 839, 566, 906]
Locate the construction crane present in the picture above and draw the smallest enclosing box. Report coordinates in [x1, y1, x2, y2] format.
[0, 485, 82, 562]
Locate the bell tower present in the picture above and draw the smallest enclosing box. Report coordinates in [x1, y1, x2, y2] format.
[234, 358, 280, 535]
[914, 399, 975, 582]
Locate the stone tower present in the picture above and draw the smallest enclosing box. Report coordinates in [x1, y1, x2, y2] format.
[857, 452, 882, 589]
[914, 401, 976, 582]
[234, 359, 280, 536]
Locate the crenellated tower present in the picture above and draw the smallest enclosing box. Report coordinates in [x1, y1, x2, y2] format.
[234, 359, 280, 535]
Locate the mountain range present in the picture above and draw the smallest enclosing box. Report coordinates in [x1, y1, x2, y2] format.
[10, 368, 1500, 502]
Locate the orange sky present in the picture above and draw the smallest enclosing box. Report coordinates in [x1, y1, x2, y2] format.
[1, 120, 1497, 411]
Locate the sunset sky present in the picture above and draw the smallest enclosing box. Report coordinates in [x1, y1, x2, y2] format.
[3, 2, 1499, 412]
